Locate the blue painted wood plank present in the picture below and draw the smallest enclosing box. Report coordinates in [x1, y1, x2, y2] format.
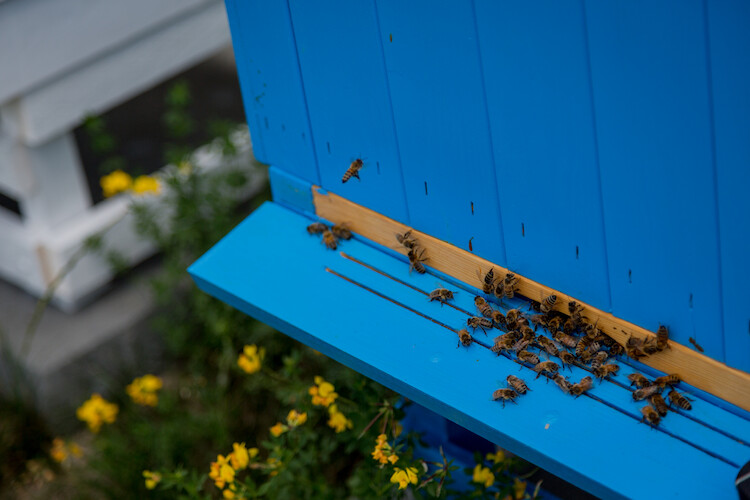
[224, 0, 319, 183]
[268, 166, 315, 215]
[584, 1, 724, 361]
[285, 0, 410, 224]
[189, 202, 742, 499]
[706, 0, 750, 373]
[374, 0, 506, 264]
[473, 0, 611, 313]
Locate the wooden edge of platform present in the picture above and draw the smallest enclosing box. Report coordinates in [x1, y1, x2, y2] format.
[313, 186, 750, 413]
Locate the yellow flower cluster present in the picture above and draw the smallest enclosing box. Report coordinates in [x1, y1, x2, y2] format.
[327, 404, 353, 433]
[100, 170, 161, 198]
[50, 437, 82, 463]
[286, 409, 307, 427]
[472, 464, 495, 488]
[372, 433, 399, 465]
[390, 466, 419, 490]
[237, 344, 265, 374]
[76, 394, 118, 433]
[125, 374, 163, 407]
[308, 376, 338, 407]
[142, 470, 162, 490]
[269, 422, 287, 437]
[487, 449, 506, 464]
[208, 442, 257, 499]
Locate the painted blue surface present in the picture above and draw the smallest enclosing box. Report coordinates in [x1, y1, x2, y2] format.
[189, 202, 746, 499]
[583, 0, 724, 361]
[268, 166, 315, 215]
[706, 0, 750, 373]
[474, 0, 611, 312]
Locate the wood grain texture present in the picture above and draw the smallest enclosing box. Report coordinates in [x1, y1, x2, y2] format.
[314, 186, 750, 412]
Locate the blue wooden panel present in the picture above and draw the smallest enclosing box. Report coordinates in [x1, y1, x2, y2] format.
[584, 1, 724, 360]
[189, 202, 744, 499]
[374, 0, 506, 264]
[706, 0, 750, 372]
[474, 0, 611, 312]
[224, 0, 319, 183]
[286, 0, 410, 224]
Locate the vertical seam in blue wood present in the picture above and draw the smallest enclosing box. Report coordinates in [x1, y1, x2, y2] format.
[283, 0, 322, 186]
[371, 0, 411, 225]
[580, 0, 613, 311]
[701, 0, 726, 359]
[469, 0, 508, 265]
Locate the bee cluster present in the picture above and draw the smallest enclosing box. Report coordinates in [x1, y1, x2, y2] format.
[627, 372, 693, 427]
[396, 230, 429, 274]
[307, 222, 352, 250]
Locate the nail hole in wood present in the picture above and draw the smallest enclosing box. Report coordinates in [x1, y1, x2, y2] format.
[281, 124, 286, 131]
[376, 161, 380, 174]
[576, 246, 579, 259]
[471, 202, 474, 215]
[389, 33, 393, 42]
[521, 223, 525, 237]
[327, 142, 331, 154]
[689, 293, 693, 308]
[264, 117, 269, 129]
[469, 237, 474, 252]
[628, 269, 632, 283]
[424, 182, 428, 195]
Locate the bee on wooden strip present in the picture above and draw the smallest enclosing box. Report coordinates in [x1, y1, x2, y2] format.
[342, 158, 364, 183]
[641, 406, 661, 427]
[668, 389, 693, 410]
[643, 337, 660, 355]
[477, 267, 495, 294]
[307, 222, 328, 234]
[649, 394, 669, 416]
[625, 335, 648, 360]
[655, 325, 670, 351]
[552, 374, 572, 394]
[428, 287, 454, 305]
[568, 301, 584, 325]
[475, 296, 494, 319]
[506, 375, 530, 395]
[552, 330, 578, 350]
[581, 321, 599, 340]
[408, 247, 428, 274]
[593, 363, 619, 380]
[590, 351, 608, 370]
[517, 350, 540, 366]
[396, 230, 417, 249]
[321, 230, 338, 250]
[557, 351, 576, 372]
[457, 329, 472, 347]
[540, 294, 557, 314]
[533, 361, 559, 379]
[467, 316, 493, 334]
[536, 335, 560, 357]
[653, 374, 680, 389]
[627, 373, 651, 388]
[689, 337, 705, 352]
[632, 385, 661, 401]
[570, 376, 593, 398]
[492, 388, 519, 408]
[331, 223, 352, 240]
[503, 273, 519, 299]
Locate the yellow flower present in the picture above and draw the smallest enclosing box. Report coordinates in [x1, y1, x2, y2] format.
[270, 422, 288, 437]
[209, 454, 231, 489]
[472, 464, 495, 488]
[286, 409, 307, 428]
[371, 433, 398, 465]
[126, 374, 163, 407]
[220, 463, 235, 484]
[50, 438, 67, 463]
[223, 489, 235, 499]
[487, 450, 506, 464]
[230, 442, 250, 470]
[327, 405, 353, 433]
[142, 470, 161, 490]
[308, 376, 338, 407]
[248, 447, 259, 459]
[390, 466, 419, 490]
[100, 170, 132, 197]
[76, 394, 118, 433]
[237, 345, 265, 374]
[513, 478, 527, 499]
[132, 175, 161, 195]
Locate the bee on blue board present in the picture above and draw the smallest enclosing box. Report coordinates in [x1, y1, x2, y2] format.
[342, 158, 364, 183]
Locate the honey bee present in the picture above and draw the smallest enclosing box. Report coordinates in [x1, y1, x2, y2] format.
[511, 339, 531, 353]
[503, 273, 519, 299]
[568, 301, 584, 325]
[590, 351, 608, 370]
[575, 335, 594, 357]
[492, 310, 507, 328]
[593, 363, 619, 380]
[505, 309, 522, 329]
[552, 330, 578, 350]
[492, 388, 519, 408]
[408, 247, 428, 274]
[321, 230, 338, 250]
[632, 385, 661, 401]
[667, 389, 693, 410]
[536, 336, 560, 357]
[608, 342, 624, 357]
[342, 158, 364, 183]
[457, 329, 473, 347]
[533, 361, 559, 379]
[557, 351, 577, 371]
[491, 333, 517, 354]
[655, 325, 670, 351]
[467, 316, 493, 333]
[506, 375, 530, 395]
[475, 296, 494, 318]
[428, 287, 454, 304]
[517, 350, 540, 365]
[307, 222, 328, 234]
[649, 394, 669, 416]
[477, 267, 495, 294]
[653, 374, 680, 389]
[570, 376, 593, 398]
[552, 374, 572, 394]
[643, 337, 660, 355]
[396, 230, 417, 249]
[689, 337, 705, 352]
[518, 325, 535, 343]
[627, 373, 651, 388]
[625, 335, 648, 359]
[641, 405, 661, 427]
[579, 343, 601, 364]
[529, 314, 547, 332]
[540, 294, 557, 314]
[331, 223, 353, 240]
[563, 318, 577, 335]
[581, 321, 599, 340]
[545, 316, 562, 332]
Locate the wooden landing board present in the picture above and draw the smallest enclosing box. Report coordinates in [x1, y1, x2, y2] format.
[313, 187, 750, 413]
[188, 201, 748, 499]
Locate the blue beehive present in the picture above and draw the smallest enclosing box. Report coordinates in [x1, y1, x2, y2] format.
[190, 2, 750, 497]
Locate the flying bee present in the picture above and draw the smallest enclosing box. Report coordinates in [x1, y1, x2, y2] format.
[457, 329, 472, 347]
[342, 158, 364, 183]
[627, 373, 651, 388]
[632, 385, 661, 401]
[641, 405, 661, 427]
[517, 350, 540, 365]
[428, 287, 454, 304]
[558, 351, 577, 372]
[540, 294, 557, 314]
[533, 361, 559, 379]
[552, 374, 572, 394]
[492, 388, 519, 408]
[492, 310, 507, 328]
[649, 394, 669, 416]
[593, 363, 619, 380]
[536, 336, 560, 357]
[570, 376, 593, 398]
[653, 374, 680, 389]
[396, 230, 417, 249]
[552, 331, 578, 350]
[408, 247, 428, 274]
[590, 351, 609, 370]
[321, 230, 338, 250]
[655, 325, 670, 351]
[503, 273, 519, 299]
[689, 337, 704, 352]
[331, 223, 352, 240]
[475, 296, 494, 318]
[506, 375, 530, 395]
[477, 267, 495, 294]
[307, 222, 328, 234]
[467, 316, 493, 334]
[668, 389, 693, 410]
